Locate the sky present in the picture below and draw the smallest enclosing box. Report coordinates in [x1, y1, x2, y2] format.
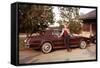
[49, 6, 96, 27]
[79, 8, 95, 15]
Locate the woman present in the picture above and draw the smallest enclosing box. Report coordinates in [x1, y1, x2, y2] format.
[58, 23, 71, 52]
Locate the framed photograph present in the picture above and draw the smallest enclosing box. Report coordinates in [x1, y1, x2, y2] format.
[11, 2, 97, 66]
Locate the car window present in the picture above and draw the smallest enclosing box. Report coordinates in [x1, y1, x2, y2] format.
[32, 33, 40, 36]
[52, 30, 61, 36]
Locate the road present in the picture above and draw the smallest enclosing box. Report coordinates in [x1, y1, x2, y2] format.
[19, 43, 96, 64]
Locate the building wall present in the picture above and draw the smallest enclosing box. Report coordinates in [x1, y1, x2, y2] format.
[83, 23, 90, 31]
[82, 23, 96, 35]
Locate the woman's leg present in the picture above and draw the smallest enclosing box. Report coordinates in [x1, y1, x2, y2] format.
[64, 36, 67, 47]
[64, 35, 71, 52]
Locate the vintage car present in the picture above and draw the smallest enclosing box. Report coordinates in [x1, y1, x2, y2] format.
[24, 28, 91, 53]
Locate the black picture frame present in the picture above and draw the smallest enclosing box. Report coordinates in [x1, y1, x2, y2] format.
[11, 2, 98, 66]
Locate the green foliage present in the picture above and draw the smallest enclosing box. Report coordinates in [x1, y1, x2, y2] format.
[59, 7, 83, 34]
[68, 20, 82, 34]
[18, 4, 54, 34]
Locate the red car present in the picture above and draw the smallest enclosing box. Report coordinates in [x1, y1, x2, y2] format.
[24, 28, 90, 53]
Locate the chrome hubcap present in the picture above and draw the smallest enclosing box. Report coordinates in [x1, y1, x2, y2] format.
[42, 43, 52, 53]
[80, 41, 86, 48]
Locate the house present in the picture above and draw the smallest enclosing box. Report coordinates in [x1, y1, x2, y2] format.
[80, 10, 97, 36]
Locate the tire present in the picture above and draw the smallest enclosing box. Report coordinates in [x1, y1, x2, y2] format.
[80, 40, 87, 49]
[41, 42, 52, 54]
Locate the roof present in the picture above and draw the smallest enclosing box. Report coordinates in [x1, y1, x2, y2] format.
[80, 10, 96, 20]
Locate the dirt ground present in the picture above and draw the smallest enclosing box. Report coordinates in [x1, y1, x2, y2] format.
[19, 43, 96, 64]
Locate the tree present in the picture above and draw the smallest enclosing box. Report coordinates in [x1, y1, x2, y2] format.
[18, 4, 54, 36]
[59, 7, 83, 34]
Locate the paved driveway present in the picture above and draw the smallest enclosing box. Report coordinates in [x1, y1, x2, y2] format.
[19, 43, 96, 64]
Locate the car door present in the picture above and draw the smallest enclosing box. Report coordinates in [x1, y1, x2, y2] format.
[51, 30, 64, 48]
[69, 36, 80, 45]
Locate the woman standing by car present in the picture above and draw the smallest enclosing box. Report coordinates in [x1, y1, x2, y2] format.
[58, 23, 71, 52]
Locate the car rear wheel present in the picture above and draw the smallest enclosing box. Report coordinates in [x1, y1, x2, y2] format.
[41, 42, 52, 54]
[80, 40, 87, 49]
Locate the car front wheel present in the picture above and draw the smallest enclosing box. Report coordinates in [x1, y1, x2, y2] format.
[80, 40, 87, 49]
[41, 42, 52, 54]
